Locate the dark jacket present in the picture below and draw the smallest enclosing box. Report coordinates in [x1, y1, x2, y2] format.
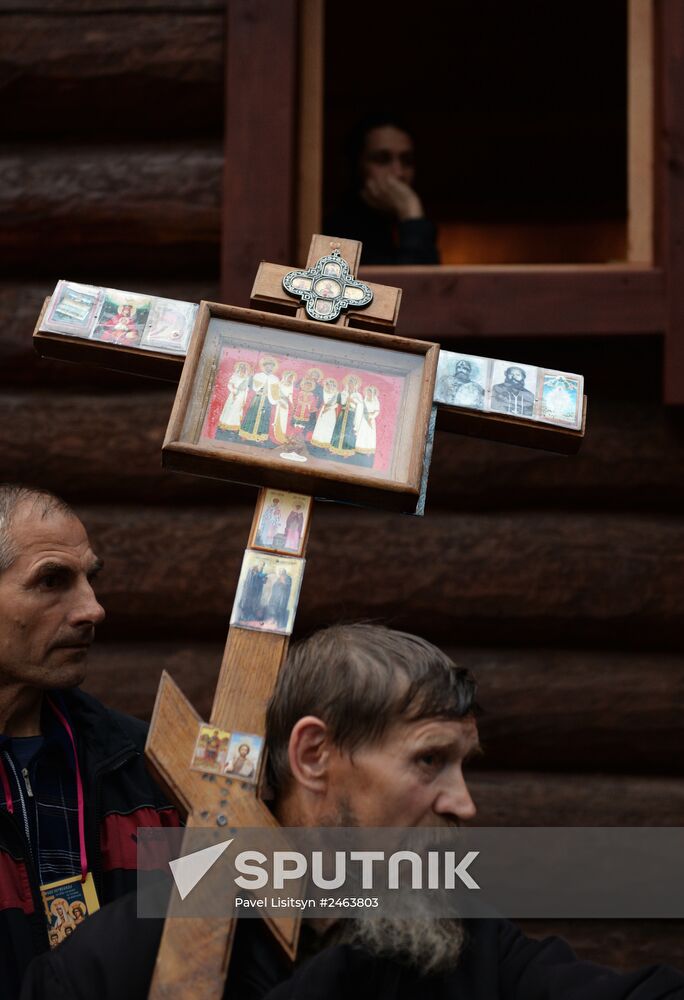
[20, 888, 684, 1000]
[1, 688, 180, 1000]
[324, 195, 440, 266]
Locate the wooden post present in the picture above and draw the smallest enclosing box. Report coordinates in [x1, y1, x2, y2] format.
[658, 0, 684, 404]
[222, 0, 298, 307]
[146, 496, 306, 999]
[296, 0, 325, 265]
[628, 0, 655, 263]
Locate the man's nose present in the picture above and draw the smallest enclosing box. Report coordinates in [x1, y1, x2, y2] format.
[434, 772, 477, 823]
[69, 580, 106, 628]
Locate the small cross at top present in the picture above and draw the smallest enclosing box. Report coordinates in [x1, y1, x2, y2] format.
[250, 234, 402, 333]
[282, 248, 374, 322]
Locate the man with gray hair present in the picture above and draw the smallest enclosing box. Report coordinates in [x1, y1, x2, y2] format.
[0, 484, 180, 1000]
[20, 624, 684, 999]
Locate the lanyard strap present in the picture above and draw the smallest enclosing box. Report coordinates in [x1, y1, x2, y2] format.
[46, 697, 88, 882]
[0, 756, 13, 814]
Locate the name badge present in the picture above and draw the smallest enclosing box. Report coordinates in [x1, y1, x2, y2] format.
[40, 871, 100, 948]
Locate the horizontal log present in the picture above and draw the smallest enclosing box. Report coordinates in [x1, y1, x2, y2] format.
[3, 2, 222, 9]
[516, 919, 684, 972]
[80, 640, 684, 967]
[468, 649, 684, 776]
[468, 770, 684, 826]
[0, 282, 667, 385]
[61, 507, 684, 650]
[3, 390, 684, 508]
[361, 265, 667, 339]
[0, 281, 219, 387]
[0, 12, 223, 138]
[80, 642, 684, 775]
[0, 144, 221, 272]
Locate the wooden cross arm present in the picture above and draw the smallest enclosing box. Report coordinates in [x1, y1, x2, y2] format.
[436, 396, 587, 455]
[146, 669, 289, 830]
[145, 670, 203, 819]
[146, 671, 301, 1000]
[251, 261, 401, 332]
[250, 233, 401, 332]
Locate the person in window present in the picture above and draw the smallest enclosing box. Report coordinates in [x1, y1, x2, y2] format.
[324, 113, 440, 265]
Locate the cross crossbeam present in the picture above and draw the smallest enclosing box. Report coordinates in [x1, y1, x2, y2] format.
[29, 233, 587, 998]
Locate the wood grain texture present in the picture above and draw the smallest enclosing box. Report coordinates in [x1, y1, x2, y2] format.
[360, 265, 666, 339]
[4, 392, 684, 508]
[437, 397, 585, 455]
[82, 643, 684, 775]
[469, 770, 684, 826]
[150, 914, 237, 1000]
[0, 143, 221, 272]
[296, 0, 324, 264]
[146, 622, 301, 995]
[208, 488, 308, 737]
[2, 1, 222, 9]
[251, 261, 402, 332]
[0, 281, 218, 387]
[63, 506, 684, 648]
[516, 919, 684, 972]
[469, 648, 684, 776]
[145, 669, 203, 816]
[628, 0, 654, 263]
[210, 629, 289, 736]
[221, 0, 298, 307]
[659, 0, 684, 403]
[0, 11, 224, 138]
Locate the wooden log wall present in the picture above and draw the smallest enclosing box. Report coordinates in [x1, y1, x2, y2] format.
[1, 0, 682, 974]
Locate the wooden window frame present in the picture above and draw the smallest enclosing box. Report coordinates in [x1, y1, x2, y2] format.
[222, 0, 684, 402]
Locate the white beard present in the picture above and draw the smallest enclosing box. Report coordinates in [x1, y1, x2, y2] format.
[341, 917, 465, 976]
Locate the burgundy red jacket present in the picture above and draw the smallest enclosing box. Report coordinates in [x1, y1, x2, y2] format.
[0, 687, 180, 999]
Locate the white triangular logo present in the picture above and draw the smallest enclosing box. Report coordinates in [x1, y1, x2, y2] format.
[169, 838, 233, 900]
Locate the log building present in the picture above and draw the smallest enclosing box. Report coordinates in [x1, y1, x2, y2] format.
[1, 0, 682, 971]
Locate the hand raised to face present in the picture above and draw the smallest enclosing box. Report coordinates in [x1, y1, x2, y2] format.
[361, 173, 424, 222]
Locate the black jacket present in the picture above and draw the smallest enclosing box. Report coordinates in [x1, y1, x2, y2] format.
[0, 688, 180, 1000]
[324, 196, 440, 265]
[21, 888, 684, 1000]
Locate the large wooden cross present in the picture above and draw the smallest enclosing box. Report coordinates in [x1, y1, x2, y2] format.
[32, 234, 585, 998]
[144, 234, 407, 998]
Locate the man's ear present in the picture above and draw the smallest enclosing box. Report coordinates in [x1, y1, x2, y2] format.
[287, 716, 330, 793]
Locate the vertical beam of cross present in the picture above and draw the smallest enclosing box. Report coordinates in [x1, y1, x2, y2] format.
[147, 232, 398, 999]
[146, 494, 308, 998]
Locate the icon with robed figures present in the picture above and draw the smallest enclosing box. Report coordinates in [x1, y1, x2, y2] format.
[41, 873, 99, 948]
[165, 303, 437, 514]
[224, 732, 264, 785]
[230, 551, 304, 637]
[250, 490, 312, 557]
[190, 724, 232, 775]
[209, 348, 393, 473]
[190, 724, 264, 786]
[39, 280, 197, 356]
[91, 289, 153, 347]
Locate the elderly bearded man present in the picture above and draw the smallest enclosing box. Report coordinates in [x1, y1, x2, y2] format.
[0, 485, 180, 999]
[21, 624, 684, 999]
